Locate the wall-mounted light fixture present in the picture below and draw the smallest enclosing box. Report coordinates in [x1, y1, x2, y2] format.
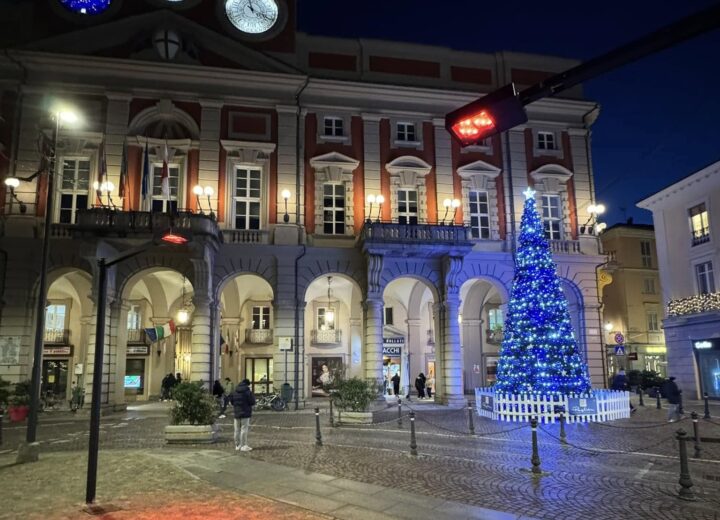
[281, 189, 291, 223]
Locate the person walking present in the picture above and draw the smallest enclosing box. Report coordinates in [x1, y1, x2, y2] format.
[212, 379, 224, 413]
[662, 376, 682, 422]
[611, 369, 636, 413]
[229, 378, 256, 452]
[426, 374, 434, 399]
[391, 372, 401, 396]
[415, 373, 426, 399]
[219, 377, 234, 418]
[165, 372, 177, 400]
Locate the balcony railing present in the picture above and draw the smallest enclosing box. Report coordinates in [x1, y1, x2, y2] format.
[486, 328, 504, 345]
[311, 329, 342, 345]
[692, 231, 711, 246]
[245, 328, 273, 344]
[127, 329, 147, 345]
[549, 239, 581, 254]
[61, 208, 221, 241]
[223, 229, 270, 244]
[360, 222, 472, 244]
[44, 329, 69, 344]
[667, 292, 720, 317]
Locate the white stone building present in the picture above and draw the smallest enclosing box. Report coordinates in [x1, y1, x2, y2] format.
[0, 0, 606, 408]
[638, 160, 720, 399]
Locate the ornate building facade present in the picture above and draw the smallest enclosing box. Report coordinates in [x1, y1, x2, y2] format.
[0, 0, 606, 407]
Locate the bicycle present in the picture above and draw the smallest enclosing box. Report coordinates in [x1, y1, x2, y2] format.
[254, 393, 286, 411]
[40, 390, 62, 411]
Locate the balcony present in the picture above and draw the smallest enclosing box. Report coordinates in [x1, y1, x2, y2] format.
[692, 231, 711, 246]
[548, 239, 581, 254]
[53, 208, 222, 242]
[44, 329, 69, 344]
[127, 329, 147, 345]
[311, 329, 342, 345]
[667, 292, 720, 317]
[223, 229, 270, 245]
[486, 328, 504, 345]
[360, 222, 473, 256]
[245, 328, 273, 344]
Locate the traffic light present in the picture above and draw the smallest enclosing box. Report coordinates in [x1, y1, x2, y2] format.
[445, 84, 528, 146]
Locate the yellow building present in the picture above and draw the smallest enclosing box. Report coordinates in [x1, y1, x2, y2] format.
[600, 222, 666, 379]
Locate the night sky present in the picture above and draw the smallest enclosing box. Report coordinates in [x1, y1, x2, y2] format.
[298, 0, 720, 226]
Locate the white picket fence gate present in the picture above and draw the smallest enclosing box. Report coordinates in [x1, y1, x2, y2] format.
[474, 387, 631, 424]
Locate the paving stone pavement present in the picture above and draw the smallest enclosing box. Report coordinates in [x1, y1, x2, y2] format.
[3, 399, 720, 519]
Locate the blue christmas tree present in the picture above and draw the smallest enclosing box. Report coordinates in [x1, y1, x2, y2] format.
[495, 188, 591, 395]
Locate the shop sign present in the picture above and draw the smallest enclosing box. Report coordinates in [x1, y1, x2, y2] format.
[627, 352, 639, 361]
[44, 345, 72, 356]
[382, 337, 404, 356]
[568, 397, 598, 416]
[127, 345, 150, 355]
[278, 337, 293, 351]
[480, 394, 494, 412]
[382, 346, 401, 355]
[694, 340, 714, 350]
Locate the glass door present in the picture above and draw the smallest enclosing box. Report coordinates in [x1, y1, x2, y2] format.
[42, 360, 69, 399]
[245, 357, 273, 395]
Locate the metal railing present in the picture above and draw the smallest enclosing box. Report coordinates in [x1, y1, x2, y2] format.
[69, 208, 220, 239]
[245, 328, 273, 344]
[548, 239, 581, 254]
[222, 229, 270, 244]
[44, 328, 69, 344]
[311, 329, 342, 345]
[360, 222, 471, 243]
[692, 231, 710, 246]
[127, 329, 147, 344]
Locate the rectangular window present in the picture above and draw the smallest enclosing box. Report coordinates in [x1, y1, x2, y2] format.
[537, 131, 556, 150]
[245, 357, 273, 395]
[541, 194, 562, 240]
[127, 304, 142, 331]
[640, 240, 652, 268]
[252, 306, 270, 330]
[696, 262, 715, 295]
[234, 167, 262, 230]
[323, 183, 345, 234]
[642, 278, 656, 294]
[323, 117, 344, 137]
[469, 190, 490, 239]
[58, 158, 90, 223]
[150, 163, 180, 213]
[396, 122, 416, 142]
[317, 307, 335, 331]
[488, 308, 504, 329]
[689, 203, 710, 245]
[45, 304, 66, 333]
[384, 307, 394, 326]
[646, 311, 659, 332]
[397, 189, 418, 225]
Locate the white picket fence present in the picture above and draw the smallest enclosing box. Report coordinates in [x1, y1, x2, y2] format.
[474, 387, 631, 424]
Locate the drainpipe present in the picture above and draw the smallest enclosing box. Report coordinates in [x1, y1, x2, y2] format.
[502, 130, 517, 256]
[294, 245, 306, 410]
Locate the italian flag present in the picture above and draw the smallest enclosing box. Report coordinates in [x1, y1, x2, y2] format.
[144, 319, 176, 343]
[161, 141, 170, 199]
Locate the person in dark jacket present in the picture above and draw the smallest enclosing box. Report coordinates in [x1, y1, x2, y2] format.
[415, 373, 426, 399]
[229, 379, 256, 451]
[611, 369, 635, 413]
[212, 379, 224, 412]
[165, 373, 177, 400]
[391, 373, 401, 396]
[662, 377, 682, 422]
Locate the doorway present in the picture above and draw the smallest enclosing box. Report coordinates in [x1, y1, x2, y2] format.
[42, 359, 68, 399]
[245, 357, 273, 395]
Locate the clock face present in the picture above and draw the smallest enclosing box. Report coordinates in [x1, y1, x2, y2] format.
[59, 0, 113, 15]
[225, 0, 279, 34]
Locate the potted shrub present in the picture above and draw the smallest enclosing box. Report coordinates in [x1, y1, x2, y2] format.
[8, 380, 31, 422]
[0, 377, 10, 420]
[330, 377, 377, 424]
[164, 381, 219, 444]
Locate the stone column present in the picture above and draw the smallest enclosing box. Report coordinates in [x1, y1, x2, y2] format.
[349, 317, 363, 379]
[440, 294, 464, 405]
[363, 298, 384, 385]
[462, 318, 483, 390]
[111, 299, 130, 407]
[406, 318, 423, 396]
[190, 294, 212, 386]
[85, 294, 114, 407]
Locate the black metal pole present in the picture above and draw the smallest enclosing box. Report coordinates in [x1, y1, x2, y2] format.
[409, 411, 417, 456]
[559, 411, 567, 444]
[676, 429, 696, 501]
[467, 402, 475, 435]
[26, 117, 58, 446]
[86, 258, 107, 505]
[329, 398, 334, 427]
[0, 408, 4, 446]
[397, 398, 402, 428]
[315, 407, 322, 446]
[531, 417, 541, 474]
[656, 387, 662, 410]
[518, 4, 720, 106]
[678, 393, 684, 415]
[638, 387, 644, 407]
[691, 412, 702, 459]
[704, 392, 711, 420]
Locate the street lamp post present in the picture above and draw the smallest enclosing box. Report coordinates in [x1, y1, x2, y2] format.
[85, 233, 187, 505]
[21, 110, 77, 461]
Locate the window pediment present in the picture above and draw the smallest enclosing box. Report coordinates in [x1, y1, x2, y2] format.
[221, 140, 277, 165]
[54, 131, 104, 155]
[386, 156, 432, 177]
[457, 160, 501, 191]
[530, 164, 573, 193]
[311, 152, 359, 182]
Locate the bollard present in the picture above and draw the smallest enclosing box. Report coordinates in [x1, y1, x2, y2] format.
[676, 429, 696, 501]
[329, 398, 335, 428]
[691, 412, 702, 459]
[409, 411, 418, 456]
[530, 417, 541, 474]
[315, 407, 322, 447]
[0, 408, 3, 446]
[559, 410, 567, 444]
[468, 402, 476, 435]
[704, 392, 711, 420]
[678, 393, 684, 415]
[656, 387, 662, 410]
[638, 387, 645, 407]
[397, 398, 402, 428]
